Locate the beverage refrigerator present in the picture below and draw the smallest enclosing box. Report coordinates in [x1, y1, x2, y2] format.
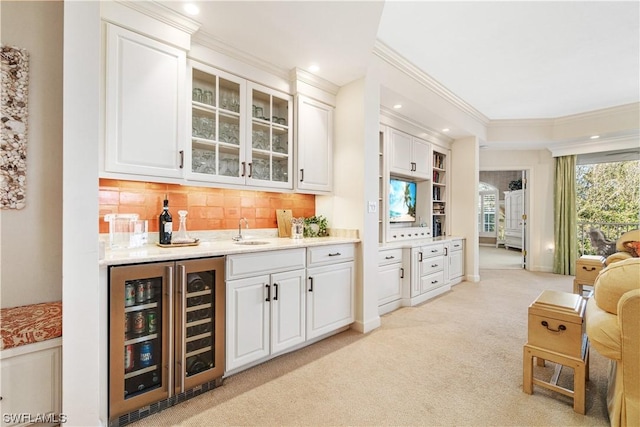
[108, 257, 225, 423]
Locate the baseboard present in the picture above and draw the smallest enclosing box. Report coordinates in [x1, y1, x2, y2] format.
[465, 273, 481, 282]
[351, 315, 381, 334]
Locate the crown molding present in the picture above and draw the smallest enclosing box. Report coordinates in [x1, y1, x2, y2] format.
[380, 106, 454, 144]
[116, 0, 201, 35]
[290, 68, 339, 96]
[192, 30, 290, 82]
[373, 39, 489, 127]
[549, 132, 640, 157]
[553, 102, 640, 126]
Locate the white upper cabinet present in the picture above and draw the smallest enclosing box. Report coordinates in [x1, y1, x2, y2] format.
[247, 83, 293, 189]
[104, 23, 186, 179]
[389, 128, 431, 180]
[186, 61, 292, 190]
[186, 61, 246, 185]
[295, 95, 334, 193]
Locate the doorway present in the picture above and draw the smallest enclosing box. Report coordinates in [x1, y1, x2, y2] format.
[478, 170, 528, 269]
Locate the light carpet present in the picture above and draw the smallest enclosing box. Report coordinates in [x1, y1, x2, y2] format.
[479, 245, 523, 270]
[132, 269, 609, 426]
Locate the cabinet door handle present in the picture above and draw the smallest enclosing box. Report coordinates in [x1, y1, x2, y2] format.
[241, 162, 246, 177]
[248, 162, 253, 178]
[308, 277, 313, 292]
[273, 283, 278, 301]
[400, 268, 404, 279]
[385, 255, 395, 260]
[328, 252, 341, 257]
[265, 284, 271, 302]
[179, 150, 184, 169]
[418, 252, 423, 262]
[300, 169, 304, 182]
[444, 247, 448, 256]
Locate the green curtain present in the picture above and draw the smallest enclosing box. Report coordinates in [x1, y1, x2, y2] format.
[553, 155, 577, 275]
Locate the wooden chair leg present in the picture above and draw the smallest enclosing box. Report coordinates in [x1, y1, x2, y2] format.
[523, 346, 533, 395]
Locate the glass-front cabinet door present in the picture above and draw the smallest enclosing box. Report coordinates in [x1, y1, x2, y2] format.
[109, 261, 173, 419]
[247, 83, 293, 189]
[175, 258, 225, 392]
[188, 62, 245, 185]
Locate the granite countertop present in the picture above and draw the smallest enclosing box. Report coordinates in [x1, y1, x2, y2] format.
[100, 229, 360, 266]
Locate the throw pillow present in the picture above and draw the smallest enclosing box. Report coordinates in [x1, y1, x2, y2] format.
[622, 241, 640, 257]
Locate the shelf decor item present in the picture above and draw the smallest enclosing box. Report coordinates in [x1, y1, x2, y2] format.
[1, 45, 29, 209]
[303, 215, 328, 238]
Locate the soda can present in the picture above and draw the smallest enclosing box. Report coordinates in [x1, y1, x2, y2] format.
[125, 282, 135, 307]
[124, 312, 130, 334]
[125, 344, 134, 372]
[147, 310, 157, 334]
[139, 341, 153, 368]
[133, 311, 145, 335]
[144, 280, 154, 301]
[135, 281, 145, 303]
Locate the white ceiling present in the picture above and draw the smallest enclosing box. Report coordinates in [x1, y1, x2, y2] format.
[159, 0, 639, 140]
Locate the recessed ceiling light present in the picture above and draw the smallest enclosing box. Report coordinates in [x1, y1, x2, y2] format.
[393, 104, 402, 109]
[442, 128, 450, 133]
[309, 64, 319, 73]
[183, 3, 200, 15]
[590, 135, 600, 139]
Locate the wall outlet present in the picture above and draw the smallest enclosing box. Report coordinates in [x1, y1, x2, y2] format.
[367, 201, 377, 213]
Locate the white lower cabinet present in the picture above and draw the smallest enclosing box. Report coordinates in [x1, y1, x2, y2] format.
[306, 244, 355, 340]
[225, 249, 306, 372]
[406, 242, 450, 306]
[225, 244, 355, 374]
[448, 239, 465, 284]
[377, 248, 404, 314]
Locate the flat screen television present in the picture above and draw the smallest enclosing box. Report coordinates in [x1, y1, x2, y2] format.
[389, 177, 417, 223]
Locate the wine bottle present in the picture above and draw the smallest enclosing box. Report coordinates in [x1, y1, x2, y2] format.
[159, 195, 172, 244]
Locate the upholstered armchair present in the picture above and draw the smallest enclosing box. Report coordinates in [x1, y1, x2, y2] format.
[586, 257, 640, 427]
[605, 229, 640, 266]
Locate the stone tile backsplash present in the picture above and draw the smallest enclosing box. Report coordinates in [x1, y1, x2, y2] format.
[99, 179, 315, 233]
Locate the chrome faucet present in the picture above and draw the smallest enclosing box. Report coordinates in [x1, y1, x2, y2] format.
[233, 217, 249, 241]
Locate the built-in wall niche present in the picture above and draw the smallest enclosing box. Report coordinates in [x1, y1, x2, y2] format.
[386, 177, 431, 242]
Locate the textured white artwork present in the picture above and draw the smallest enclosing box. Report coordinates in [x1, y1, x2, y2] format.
[1, 45, 29, 209]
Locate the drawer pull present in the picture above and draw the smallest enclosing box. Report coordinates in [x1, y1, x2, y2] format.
[431, 264, 439, 268]
[385, 255, 395, 260]
[541, 321, 566, 332]
[431, 249, 438, 253]
[328, 252, 341, 257]
[431, 280, 439, 284]
[582, 266, 597, 272]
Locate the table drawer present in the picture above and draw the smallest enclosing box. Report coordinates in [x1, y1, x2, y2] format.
[575, 256, 605, 283]
[420, 243, 445, 258]
[528, 313, 585, 358]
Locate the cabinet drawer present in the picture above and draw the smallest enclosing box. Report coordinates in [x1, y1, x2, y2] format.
[420, 255, 444, 276]
[420, 271, 445, 293]
[226, 248, 306, 280]
[307, 244, 355, 267]
[420, 243, 445, 258]
[449, 239, 463, 252]
[378, 248, 403, 266]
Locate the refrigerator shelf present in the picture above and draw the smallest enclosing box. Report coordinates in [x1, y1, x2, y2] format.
[186, 346, 212, 358]
[186, 332, 212, 342]
[187, 289, 212, 298]
[124, 302, 158, 313]
[124, 364, 158, 380]
[125, 333, 158, 346]
[185, 302, 212, 312]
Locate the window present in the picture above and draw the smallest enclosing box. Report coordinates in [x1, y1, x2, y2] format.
[479, 182, 498, 237]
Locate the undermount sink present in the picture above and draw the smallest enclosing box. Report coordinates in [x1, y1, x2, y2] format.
[234, 240, 270, 245]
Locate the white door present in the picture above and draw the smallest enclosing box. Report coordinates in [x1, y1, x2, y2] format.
[389, 129, 413, 176]
[270, 269, 306, 354]
[226, 275, 270, 371]
[412, 137, 431, 179]
[296, 95, 333, 192]
[306, 262, 354, 340]
[104, 24, 185, 178]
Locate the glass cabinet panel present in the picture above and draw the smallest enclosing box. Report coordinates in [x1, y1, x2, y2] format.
[189, 65, 243, 184]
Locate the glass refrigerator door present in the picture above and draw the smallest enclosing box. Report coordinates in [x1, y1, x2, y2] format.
[109, 262, 173, 419]
[176, 257, 225, 392]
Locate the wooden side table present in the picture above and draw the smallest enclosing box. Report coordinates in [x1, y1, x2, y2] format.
[523, 290, 589, 414]
[573, 255, 605, 295]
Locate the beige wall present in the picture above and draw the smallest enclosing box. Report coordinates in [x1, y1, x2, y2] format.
[0, 1, 63, 308]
